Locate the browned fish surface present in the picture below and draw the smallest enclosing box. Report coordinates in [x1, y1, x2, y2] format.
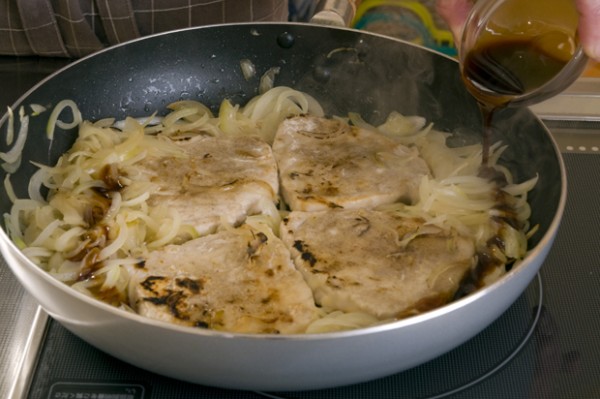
[130, 224, 320, 334]
[281, 209, 476, 319]
[272, 116, 430, 211]
[131, 135, 278, 235]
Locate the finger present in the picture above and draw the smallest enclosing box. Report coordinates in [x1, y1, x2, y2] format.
[576, 0, 600, 61]
[436, 0, 475, 46]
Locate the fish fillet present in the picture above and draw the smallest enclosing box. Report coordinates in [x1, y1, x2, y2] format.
[130, 135, 278, 235]
[272, 116, 430, 211]
[280, 209, 476, 319]
[130, 224, 320, 334]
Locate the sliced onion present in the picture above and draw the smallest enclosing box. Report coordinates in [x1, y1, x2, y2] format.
[162, 107, 199, 127]
[1, 107, 28, 170]
[147, 208, 181, 248]
[53, 226, 86, 252]
[503, 175, 539, 197]
[112, 116, 162, 131]
[27, 168, 49, 203]
[9, 199, 39, 239]
[103, 191, 122, 222]
[46, 100, 82, 140]
[98, 215, 129, 260]
[30, 103, 47, 116]
[5, 106, 14, 145]
[120, 191, 150, 207]
[240, 59, 257, 80]
[29, 219, 63, 247]
[22, 246, 53, 259]
[259, 67, 280, 94]
[3, 173, 17, 203]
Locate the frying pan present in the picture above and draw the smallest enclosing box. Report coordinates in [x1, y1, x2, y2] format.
[0, 23, 565, 391]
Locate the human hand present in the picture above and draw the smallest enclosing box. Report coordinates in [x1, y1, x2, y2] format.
[435, 0, 600, 62]
[435, 0, 473, 46]
[576, 0, 600, 61]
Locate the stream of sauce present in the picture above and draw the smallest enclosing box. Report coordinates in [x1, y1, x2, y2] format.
[461, 33, 573, 164]
[455, 31, 573, 294]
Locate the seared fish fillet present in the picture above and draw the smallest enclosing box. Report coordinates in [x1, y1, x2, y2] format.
[272, 116, 430, 211]
[130, 224, 320, 334]
[131, 135, 278, 235]
[280, 209, 476, 319]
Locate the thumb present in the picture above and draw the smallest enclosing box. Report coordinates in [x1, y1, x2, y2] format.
[576, 0, 600, 61]
[435, 0, 474, 47]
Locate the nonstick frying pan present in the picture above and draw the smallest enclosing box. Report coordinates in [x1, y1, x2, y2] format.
[0, 22, 565, 391]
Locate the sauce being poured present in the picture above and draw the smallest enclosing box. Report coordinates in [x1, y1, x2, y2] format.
[463, 36, 572, 102]
[459, 0, 580, 166]
[461, 33, 573, 165]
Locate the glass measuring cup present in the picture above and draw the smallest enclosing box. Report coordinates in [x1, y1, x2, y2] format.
[459, 0, 588, 108]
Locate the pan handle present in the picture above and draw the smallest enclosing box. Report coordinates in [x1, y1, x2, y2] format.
[310, 0, 358, 27]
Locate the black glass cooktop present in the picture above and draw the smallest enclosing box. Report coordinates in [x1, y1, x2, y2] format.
[1, 56, 599, 399]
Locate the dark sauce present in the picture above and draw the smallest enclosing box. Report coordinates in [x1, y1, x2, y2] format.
[67, 163, 128, 302]
[462, 36, 571, 165]
[454, 243, 505, 300]
[93, 163, 125, 197]
[454, 34, 572, 293]
[463, 39, 569, 100]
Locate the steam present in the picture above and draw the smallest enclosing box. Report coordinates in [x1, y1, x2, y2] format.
[293, 29, 459, 128]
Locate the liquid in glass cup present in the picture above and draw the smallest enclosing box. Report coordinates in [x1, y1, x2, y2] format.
[459, 0, 588, 109]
